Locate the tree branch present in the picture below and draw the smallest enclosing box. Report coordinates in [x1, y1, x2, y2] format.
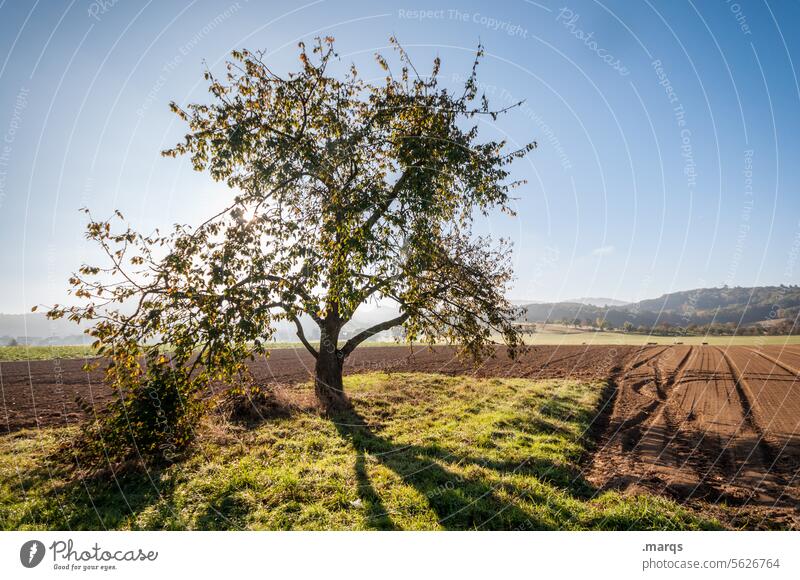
[361, 170, 410, 233]
[291, 316, 318, 358]
[341, 311, 409, 357]
[261, 274, 322, 324]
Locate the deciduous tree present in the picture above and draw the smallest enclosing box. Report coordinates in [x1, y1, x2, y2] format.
[49, 38, 535, 412]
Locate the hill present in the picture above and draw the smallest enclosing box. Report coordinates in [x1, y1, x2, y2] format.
[0, 307, 401, 346]
[520, 285, 800, 333]
[4, 286, 799, 344]
[564, 297, 630, 307]
[0, 313, 90, 346]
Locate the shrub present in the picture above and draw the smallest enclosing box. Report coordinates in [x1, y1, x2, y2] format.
[65, 352, 208, 471]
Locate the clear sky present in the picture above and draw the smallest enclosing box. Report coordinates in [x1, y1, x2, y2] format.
[1, 0, 799, 313]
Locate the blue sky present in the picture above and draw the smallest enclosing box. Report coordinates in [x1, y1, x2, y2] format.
[0, 0, 799, 312]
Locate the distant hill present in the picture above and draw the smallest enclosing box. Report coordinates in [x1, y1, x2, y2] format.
[511, 297, 626, 307]
[0, 313, 90, 346]
[563, 297, 630, 307]
[5, 285, 799, 344]
[520, 285, 800, 331]
[0, 307, 401, 346]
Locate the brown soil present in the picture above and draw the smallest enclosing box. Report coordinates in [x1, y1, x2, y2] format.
[587, 344, 800, 519]
[0, 344, 633, 433]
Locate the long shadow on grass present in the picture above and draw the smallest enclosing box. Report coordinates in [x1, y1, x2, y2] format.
[332, 403, 593, 530]
[7, 461, 173, 530]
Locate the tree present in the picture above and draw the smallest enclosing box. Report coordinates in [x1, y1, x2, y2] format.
[49, 38, 535, 412]
[622, 321, 633, 333]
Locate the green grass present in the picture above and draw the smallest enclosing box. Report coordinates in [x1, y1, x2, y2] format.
[519, 325, 800, 346]
[0, 372, 722, 530]
[0, 345, 97, 362]
[0, 341, 402, 362]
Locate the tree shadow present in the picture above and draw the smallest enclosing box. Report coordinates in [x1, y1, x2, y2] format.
[331, 401, 595, 530]
[9, 460, 174, 530]
[8, 384, 605, 530]
[352, 448, 398, 530]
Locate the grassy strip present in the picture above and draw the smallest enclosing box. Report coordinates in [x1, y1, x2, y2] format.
[520, 332, 800, 346]
[0, 345, 97, 362]
[0, 373, 720, 530]
[0, 341, 405, 363]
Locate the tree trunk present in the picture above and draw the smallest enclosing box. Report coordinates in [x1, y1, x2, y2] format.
[314, 331, 347, 412]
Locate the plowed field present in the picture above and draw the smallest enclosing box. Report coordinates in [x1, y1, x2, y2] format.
[0, 344, 632, 433]
[588, 344, 800, 512]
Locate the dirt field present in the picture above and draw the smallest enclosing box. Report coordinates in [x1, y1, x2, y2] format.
[588, 344, 800, 516]
[0, 344, 632, 433]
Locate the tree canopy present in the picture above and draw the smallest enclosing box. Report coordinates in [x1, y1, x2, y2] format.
[49, 37, 536, 411]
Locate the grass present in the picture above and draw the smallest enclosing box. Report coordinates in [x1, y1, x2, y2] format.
[0, 372, 721, 530]
[0, 341, 402, 362]
[0, 344, 97, 362]
[518, 325, 800, 346]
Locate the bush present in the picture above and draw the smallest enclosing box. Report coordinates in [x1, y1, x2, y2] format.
[65, 355, 208, 471]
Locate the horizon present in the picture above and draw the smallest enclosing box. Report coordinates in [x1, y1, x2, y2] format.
[2, 281, 799, 318]
[2, 1, 800, 311]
